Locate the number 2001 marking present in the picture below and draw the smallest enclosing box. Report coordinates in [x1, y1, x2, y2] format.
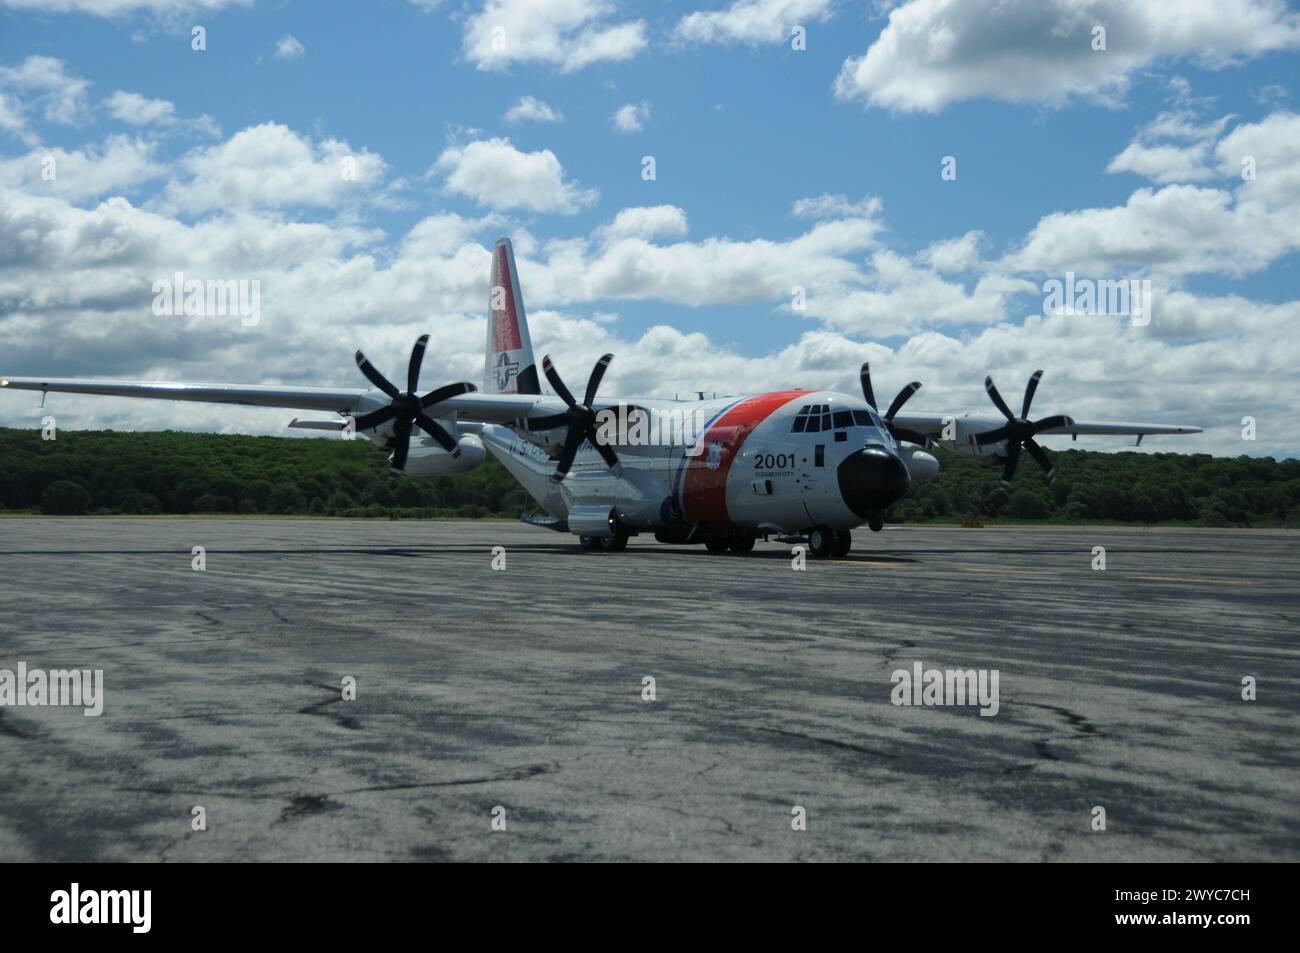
[754, 452, 795, 470]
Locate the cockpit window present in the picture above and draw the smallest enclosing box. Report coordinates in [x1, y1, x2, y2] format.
[792, 403, 887, 433]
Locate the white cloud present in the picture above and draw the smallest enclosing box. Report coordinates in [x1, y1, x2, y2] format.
[1106, 111, 1233, 183]
[806, 251, 1036, 337]
[918, 231, 985, 273]
[159, 123, 387, 214]
[504, 96, 563, 124]
[834, 0, 1300, 113]
[463, 0, 647, 72]
[0, 135, 162, 201]
[0, 92, 26, 138]
[611, 100, 649, 133]
[0, 56, 91, 136]
[0, 0, 250, 14]
[791, 193, 880, 219]
[601, 205, 688, 241]
[274, 35, 306, 61]
[104, 90, 176, 125]
[434, 137, 598, 214]
[676, 0, 833, 45]
[1010, 112, 1300, 279]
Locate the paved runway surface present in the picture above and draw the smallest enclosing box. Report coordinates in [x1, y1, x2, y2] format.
[0, 518, 1296, 862]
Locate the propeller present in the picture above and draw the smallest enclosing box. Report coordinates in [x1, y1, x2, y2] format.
[523, 353, 622, 482]
[351, 334, 477, 476]
[860, 363, 927, 444]
[974, 370, 1074, 484]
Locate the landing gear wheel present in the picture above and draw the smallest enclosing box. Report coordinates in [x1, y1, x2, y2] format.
[832, 530, 852, 557]
[601, 530, 630, 551]
[705, 538, 730, 553]
[807, 526, 834, 559]
[579, 535, 601, 550]
[868, 514, 884, 532]
[728, 530, 757, 554]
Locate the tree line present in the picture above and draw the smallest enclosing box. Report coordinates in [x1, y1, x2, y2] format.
[1, 428, 1296, 526]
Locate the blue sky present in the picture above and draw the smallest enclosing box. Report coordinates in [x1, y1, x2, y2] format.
[1, 0, 1299, 457]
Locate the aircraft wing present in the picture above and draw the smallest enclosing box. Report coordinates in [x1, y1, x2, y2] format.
[0, 376, 369, 413]
[889, 411, 1202, 438]
[1035, 419, 1202, 437]
[0, 375, 550, 423]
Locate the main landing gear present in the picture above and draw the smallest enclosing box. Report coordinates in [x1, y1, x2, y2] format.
[579, 528, 630, 551]
[705, 528, 756, 554]
[807, 526, 853, 559]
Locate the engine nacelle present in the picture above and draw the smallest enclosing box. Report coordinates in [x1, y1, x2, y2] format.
[567, 505, 618, 539]
[398, 435, 486, 476]
[899, 446, 940, 484]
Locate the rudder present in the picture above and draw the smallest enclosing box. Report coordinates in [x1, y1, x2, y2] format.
[484, 237, 540, 394]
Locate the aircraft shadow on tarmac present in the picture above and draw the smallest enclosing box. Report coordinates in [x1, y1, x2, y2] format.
[0, 544, 918, 563]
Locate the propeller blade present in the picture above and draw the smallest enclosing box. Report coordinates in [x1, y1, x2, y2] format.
[390, 419, 413, 473]
[975, 425, 1011, 445]
[999, 441, 1021, 485]
[589, 429, 621, 471]
[1021, 369, 1043, 418]
[892, 427, 929, 445]
[1023, 438, 1056, 480]
[523, 412, 571, 432]
[542, 355, 577, 408]
[583, 354, 613, 408]
[407, 334, 429, 394]
[355, 351, 400, 399]
[1030, 414, 1074, 434]
[353, 405, 397, 431]
[860, 363, 877, 410]
[419, 381, 476, 408]
[984, 376, 1015, 421]
[414, 412, 458, 454]
[551, 427, 586, 481]
[884, 381, 922, 422]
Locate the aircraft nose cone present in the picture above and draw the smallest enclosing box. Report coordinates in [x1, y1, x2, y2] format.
[837, 446, 910, 518]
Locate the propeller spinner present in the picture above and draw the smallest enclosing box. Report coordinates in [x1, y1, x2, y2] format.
[975, 370, 1074, 484]
[352, 335, 477, 477]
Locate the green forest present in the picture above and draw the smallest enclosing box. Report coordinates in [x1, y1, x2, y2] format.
[1, 427, 1297, 526]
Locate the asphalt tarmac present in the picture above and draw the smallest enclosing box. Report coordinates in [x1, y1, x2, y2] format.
[0, 519, 1296, 862]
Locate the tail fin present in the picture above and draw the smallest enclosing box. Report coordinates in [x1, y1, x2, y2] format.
[484, 237, 540, 394]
